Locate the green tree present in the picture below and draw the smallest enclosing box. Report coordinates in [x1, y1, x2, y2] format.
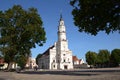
[36, 53, 42, 65]
[97, 49, 110, 67]
[0, 47, 17, 70]
[111, 49, 120, 66]
[0, 51, 2, 58]
[0, 5, 46, 70]
[70, 0, 120, 35]
[86, 51, 97, 67]
[15, 54, 27, 70]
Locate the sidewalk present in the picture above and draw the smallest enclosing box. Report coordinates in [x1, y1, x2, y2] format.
[0, 68, 120, 80]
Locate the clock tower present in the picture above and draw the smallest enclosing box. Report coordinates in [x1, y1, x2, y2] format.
[56, 14, 73, 69]
[38, 14, 73, 70]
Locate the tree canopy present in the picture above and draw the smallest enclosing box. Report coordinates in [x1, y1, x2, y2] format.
[70, 0, 120, 35]
[85, 51, 97, 66]
[111, 49, 120, 66]
[0, 5, 46, 70]
[85, 49, 120, 68]
[97, 50, 110, 64]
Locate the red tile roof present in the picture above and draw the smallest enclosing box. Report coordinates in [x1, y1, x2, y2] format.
[72, 56, 79, 61]
[0, 58, 4, 64]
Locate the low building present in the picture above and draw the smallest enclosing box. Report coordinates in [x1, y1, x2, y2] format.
[73, 56, 84, 65]
[73, 56, 88, 69]
[26, 58, 37, 69]
[0, 57, 8, 69]
[0, 58, 4, 64]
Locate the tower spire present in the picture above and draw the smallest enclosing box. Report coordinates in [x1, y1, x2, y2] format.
[60, 10, 63, 21]
[60, 13, 62, 20]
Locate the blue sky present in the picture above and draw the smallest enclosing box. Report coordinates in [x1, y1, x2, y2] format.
[0, 0, 120, 61]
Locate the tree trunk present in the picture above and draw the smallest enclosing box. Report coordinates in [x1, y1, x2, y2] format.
[7, 62, 13, 71]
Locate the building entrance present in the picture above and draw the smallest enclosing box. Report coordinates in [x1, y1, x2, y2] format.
[64, 65, 68, 69]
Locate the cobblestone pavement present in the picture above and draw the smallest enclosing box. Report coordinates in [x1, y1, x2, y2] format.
[0, 68, 120, 80]
[0, 71, 16, 80]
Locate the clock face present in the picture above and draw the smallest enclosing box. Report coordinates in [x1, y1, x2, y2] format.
[60, 34, 66, 40]
[60, 21, 64, 25]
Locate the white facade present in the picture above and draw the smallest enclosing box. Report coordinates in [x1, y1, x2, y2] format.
[38, 15, 73, 70]
[26, 58, 38, 69]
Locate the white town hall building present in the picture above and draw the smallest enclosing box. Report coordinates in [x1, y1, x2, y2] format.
[38, 15, 73, 70]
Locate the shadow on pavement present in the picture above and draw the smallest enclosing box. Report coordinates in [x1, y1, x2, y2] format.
[19, 68, 120, 76]
[20, 70, 99, 76]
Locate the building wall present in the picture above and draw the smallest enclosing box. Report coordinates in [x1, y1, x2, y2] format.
[79, 59, 85, 64]
[58, 50, 73, 69]
[49, 48, 57, 69]
[38, 55, 49, 69]
[38, 45, 73, 70]
[26, 58, 37, 69]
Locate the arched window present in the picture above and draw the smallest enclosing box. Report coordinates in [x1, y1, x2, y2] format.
[53, 60, 55, 62]
[64, 59, 66, 62]
[53, 65, 55, 68]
